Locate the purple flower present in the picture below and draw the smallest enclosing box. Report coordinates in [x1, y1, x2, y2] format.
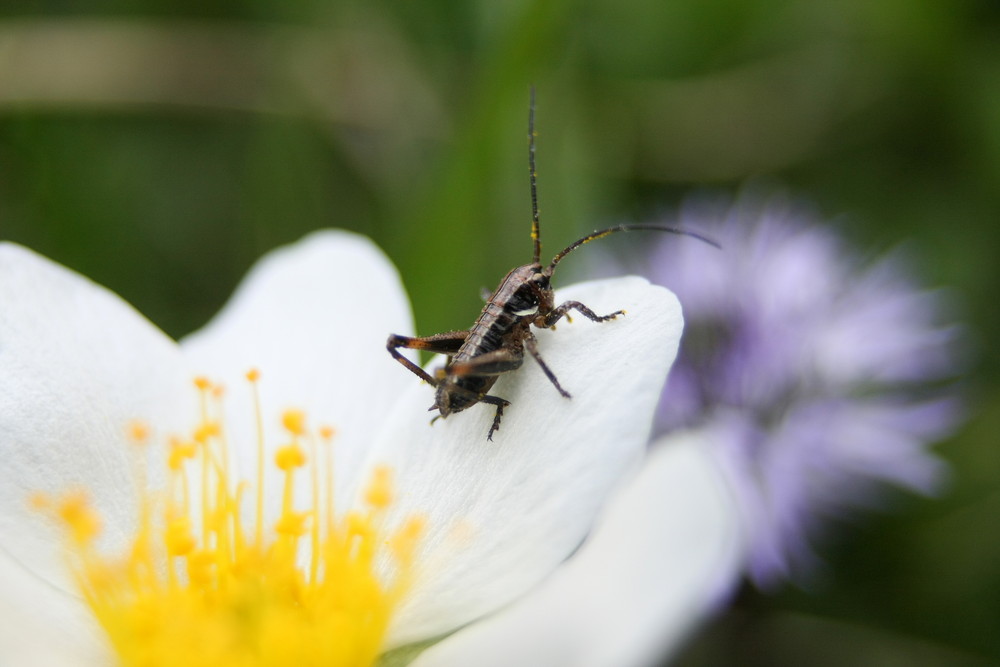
[639, 195, 964, 587]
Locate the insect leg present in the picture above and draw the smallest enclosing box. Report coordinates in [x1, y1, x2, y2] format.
[523, 330, 571, 398]
[386, 330, 469, 385]
[480, 394, 511, 441]
[540, 301, 624, 328]
[438, 349, 521, 441]
[430, 379, 511, 441]
[446, 347, 524, 378]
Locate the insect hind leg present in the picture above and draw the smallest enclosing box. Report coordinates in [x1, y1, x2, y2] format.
[446, 347, 524, 378]
[386, 330, 469, 385]
[540, 300, 624, 328]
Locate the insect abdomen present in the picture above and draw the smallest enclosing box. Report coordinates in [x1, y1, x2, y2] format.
[454, 302, 518, 362]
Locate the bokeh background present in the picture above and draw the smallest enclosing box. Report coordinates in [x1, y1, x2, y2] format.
[1, 1, 997, 665]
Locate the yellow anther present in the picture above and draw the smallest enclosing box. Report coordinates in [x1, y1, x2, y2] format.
[246, 368, 261, 383]
[27, 492, 50, 511]
[319, 425, 336, 441]
[56, 491, 101, 545]
[165, 516, 195, 556]
[186, 549, 216, 587]
[193, 422, 220, 444]
[364, 466, 393, 509]
[126, 420, 150, 444]
[193, 376, 211, 391]
[167, 439, 197, 470]
[282, 409, 307, 436]
[347, 511, 373, 539]
[275, 510, 310, 537]
[275, 444, 307, 471]
[390, 516, 426, 563]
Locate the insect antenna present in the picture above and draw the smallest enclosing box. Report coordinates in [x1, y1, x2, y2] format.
[545, 224, 721, 275]
[528, 86, 541, 265]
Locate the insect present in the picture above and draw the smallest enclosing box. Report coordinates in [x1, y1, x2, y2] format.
[387, 91, 718, 440]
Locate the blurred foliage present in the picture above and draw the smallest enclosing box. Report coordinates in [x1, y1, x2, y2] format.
[0, 0, 997, 664]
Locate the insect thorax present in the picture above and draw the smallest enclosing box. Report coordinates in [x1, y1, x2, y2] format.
[495, 264, 548, 317]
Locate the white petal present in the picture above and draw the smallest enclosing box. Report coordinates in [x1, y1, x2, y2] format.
[0, 550, 109, 666]
[0, 244, 188, 652]
[180, 230, 415, 501]
[368, 276, 683, 644]
[411, 432, 744, 667]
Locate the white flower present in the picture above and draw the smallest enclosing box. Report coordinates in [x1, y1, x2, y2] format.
[0, 231, 739, 666]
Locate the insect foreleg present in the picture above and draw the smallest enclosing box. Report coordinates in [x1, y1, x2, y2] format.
[539, 301, 624, 328]
[386, 331, 469, 385]
[523, 330, 571, 398]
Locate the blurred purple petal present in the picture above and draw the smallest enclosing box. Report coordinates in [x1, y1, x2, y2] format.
[631, 194, 966, 586]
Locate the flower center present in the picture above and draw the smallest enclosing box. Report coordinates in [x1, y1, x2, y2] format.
[35, 371, 423, 667]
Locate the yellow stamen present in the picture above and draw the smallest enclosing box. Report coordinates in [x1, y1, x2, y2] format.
[38, 372, 423, 667]
[247, 368, 265, 547]
[282, 409, 306, 437]
[364, 466, 393, 510]
[127, 420, 150, 444]
[275, 443, 306, 471]
[53, 491, 102, 546]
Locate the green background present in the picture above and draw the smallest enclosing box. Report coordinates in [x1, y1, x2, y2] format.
[1, 1, 997, 664]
